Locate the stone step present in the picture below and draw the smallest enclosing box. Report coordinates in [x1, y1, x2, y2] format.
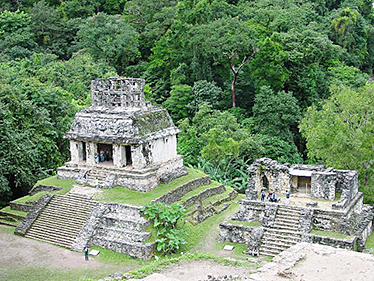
[26, 225, 80, 239]
[259, 247, 283, 256]
[260, 244, 288, 253]
[261, 238, 299, 248]
[272, 224, 299, 232]
[30, 217, 87, 230]
[274, 220, 299, 228]
[275, 214, 300, 221]
[51, 196, 97, 205]
[26, 233, 74, 248]
[263, 231, 301, 241]
[25, 194, 97, 248]
[264, 227, 301, 236]
[277, 207, 301, 215]
[41, 206, 95, 216]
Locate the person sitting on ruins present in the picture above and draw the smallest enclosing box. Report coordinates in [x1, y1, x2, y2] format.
[252, 246, 259, 257]
[268, 191, 273, 202]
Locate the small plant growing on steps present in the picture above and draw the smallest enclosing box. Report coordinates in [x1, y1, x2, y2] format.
[142, 202, 187, 254]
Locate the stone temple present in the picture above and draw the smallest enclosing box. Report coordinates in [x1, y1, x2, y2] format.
[218, 158, 374, 256]
[57, 77, 187, 192]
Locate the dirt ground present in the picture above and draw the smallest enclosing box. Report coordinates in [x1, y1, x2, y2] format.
[2, 224, 374, 281]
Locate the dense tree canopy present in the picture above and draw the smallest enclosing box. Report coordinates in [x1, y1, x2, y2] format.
[1, 0, 374, 202]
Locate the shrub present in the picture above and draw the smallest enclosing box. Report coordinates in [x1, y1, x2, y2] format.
[142, 202, 187, 254]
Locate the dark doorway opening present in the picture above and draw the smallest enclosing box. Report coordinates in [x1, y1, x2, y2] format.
[125, 146, 132, 166]
[262, 175, 269, 190]
[97, 143, 113, 163]
[82, 142, 86, 161]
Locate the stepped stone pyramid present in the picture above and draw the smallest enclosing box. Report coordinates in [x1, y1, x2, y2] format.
[13, 77, 238, 259]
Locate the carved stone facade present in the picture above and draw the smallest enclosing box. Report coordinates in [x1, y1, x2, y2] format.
[57, 77, 187, 192]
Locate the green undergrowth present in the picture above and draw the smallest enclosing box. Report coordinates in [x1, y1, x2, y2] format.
[365, 231, 374, 250]
[94, 168, 205, 205]
[226, 220, 262, 227]
[310, 230, 353, 239]
[14, 176, 75, 204]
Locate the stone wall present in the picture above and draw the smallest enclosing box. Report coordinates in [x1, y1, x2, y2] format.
[152, 176, 211, 205]
[217, 222, 255, 244]
[91, 238, 156, 260]
[232, 199, 278, 227]
[71, 202, 106, 251]
[15, 194, 53, 236]
[302, 233, 357, 250]
[298, 208, 313, 233]
[311, 171, 336, 200]
[29, 184, 62, 196]
[9, 202, 35, 212]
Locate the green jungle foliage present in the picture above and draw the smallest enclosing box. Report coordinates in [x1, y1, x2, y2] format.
[0, 0, 374, 203]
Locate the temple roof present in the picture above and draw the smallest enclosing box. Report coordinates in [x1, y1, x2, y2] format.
[64, 78, 179, 144]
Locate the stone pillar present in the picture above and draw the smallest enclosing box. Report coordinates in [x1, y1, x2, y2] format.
[77, 142, 86, 162]
[86, 142, 97, 166]
[70, 140, 80, 163]
[113, 144, 126, 167]
[132, 145, 147, 169]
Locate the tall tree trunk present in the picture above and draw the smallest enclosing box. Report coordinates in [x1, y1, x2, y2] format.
[231, 73, 237, 108]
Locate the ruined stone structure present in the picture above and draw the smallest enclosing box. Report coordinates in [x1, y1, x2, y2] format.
[57, 77, 187, 192]
[246, 158, 359, 209]
[218, 158, 374, 256]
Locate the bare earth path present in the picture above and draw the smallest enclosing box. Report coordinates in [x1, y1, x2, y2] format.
[0, 225, 132, 281]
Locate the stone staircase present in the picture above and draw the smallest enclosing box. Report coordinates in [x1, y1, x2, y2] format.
[91, 203, 155, 259]
[260, 206, 302, 256]
[86, 169, 107, 187]
[25, 194, 98, 249]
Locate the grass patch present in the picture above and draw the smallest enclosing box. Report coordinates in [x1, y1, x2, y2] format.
[1, 206, 27, 218]
[0, 225, 17, 234]
[94, 168, 206, 205]
[226, 220, 262, 227]
[180, 194, 246, 254]
[14, 176, 75, 204]
[365, 231, 374, 250]
[311, 230, 353, 239]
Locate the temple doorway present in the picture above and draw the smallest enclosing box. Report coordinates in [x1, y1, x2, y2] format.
[262, 175, 269, 190]
[97, 143, 113, 165]
[125, 146, 132, 166]
[82, 142, 86, 161]
[296, 176, 311, 194]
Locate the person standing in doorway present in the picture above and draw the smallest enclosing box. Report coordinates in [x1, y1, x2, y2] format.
[84, 245, 89, 261]
[285, 190, 290, 205]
